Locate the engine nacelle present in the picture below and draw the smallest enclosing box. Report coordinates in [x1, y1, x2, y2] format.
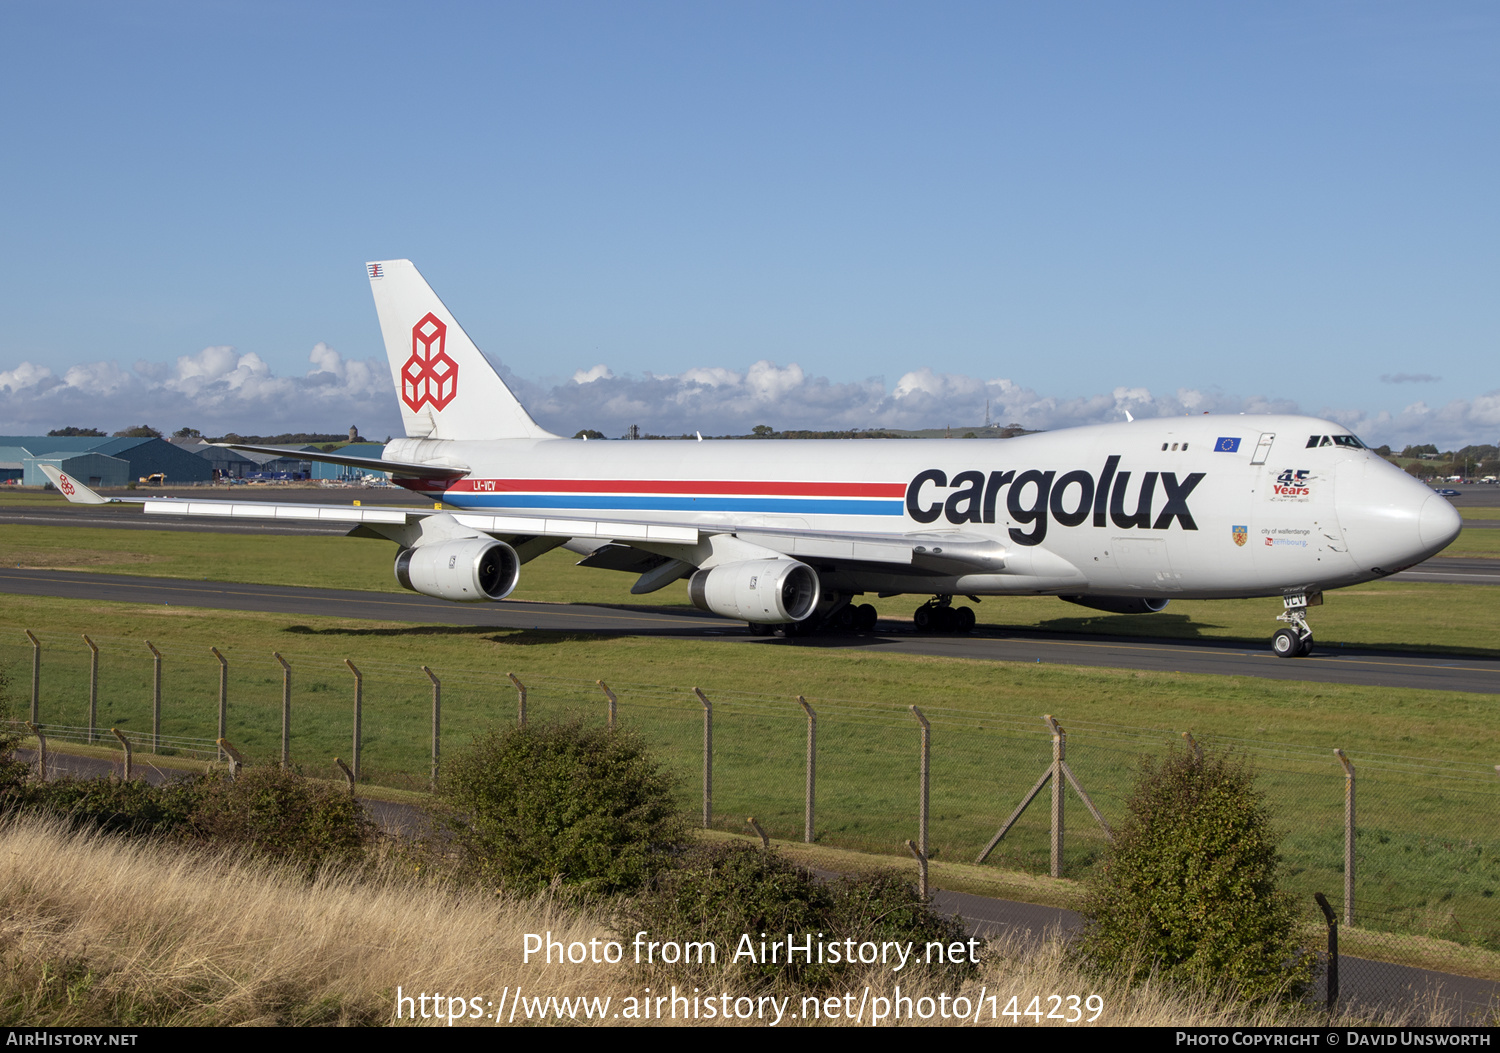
[688, 559, 821, 623]
[1059, 595, 1170, 615]
[394, 538, 520, 602]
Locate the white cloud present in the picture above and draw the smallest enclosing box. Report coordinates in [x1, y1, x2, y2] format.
[0, 345, 401, 437]
[571, 364, 614, 384]
[0, 361, 59, 394]
[3, 344, 1495, 449]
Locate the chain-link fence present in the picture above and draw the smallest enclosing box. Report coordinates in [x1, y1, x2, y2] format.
[4, 628, 1499, 996]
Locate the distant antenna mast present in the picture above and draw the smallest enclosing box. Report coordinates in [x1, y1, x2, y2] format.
[985, 399, 990, 428]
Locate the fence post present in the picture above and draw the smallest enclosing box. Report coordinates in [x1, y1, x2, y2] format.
[597, 680, 617, 728]
[797, 695, 816, 843]
[1047, 715, 1065, 878]
[146, 641, 162, 753]
[508, 672, 527, 726]
[1182, 730, 1202, 761]
[345, 659, 362, 784]
[1335, 749, 1355, 927]
[906, 840, 928, 900]
[910, 705, 930, 895]
[111, 728, 133, 781]
[1315, 892, 1339, 1010]
[218, 737, 243, 779]
[25, 631, 39, 724]
[211, 647, 228, 761]
[746, 817, 770, 849]
[693, 688, 712, 828]
[423, 666, 441, 789]
[27, 722, 47, 782]
[274, 652, 291, 767]
[83, 634, 99, 744]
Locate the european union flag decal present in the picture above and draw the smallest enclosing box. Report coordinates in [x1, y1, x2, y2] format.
[1215, 437, 1241, 453]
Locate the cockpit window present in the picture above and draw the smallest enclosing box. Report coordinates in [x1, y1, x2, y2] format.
[1307, 434, 1367, 449]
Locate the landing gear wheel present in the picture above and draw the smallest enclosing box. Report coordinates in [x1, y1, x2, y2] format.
[747, 622, 776, 636]
[932, 606, 956, 632]
[954, 606, 976, 633]
[1300, 634, 1314, 657]
[913, 605, 933, 631]
[855, 603, 878, 631]
[1272, 627, 1302, 658]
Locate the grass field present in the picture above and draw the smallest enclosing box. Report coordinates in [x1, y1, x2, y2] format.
[1444, 527, 1500, 558]
[4, 586, 1500, 957]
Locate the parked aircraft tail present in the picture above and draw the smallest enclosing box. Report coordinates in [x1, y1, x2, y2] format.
[366, 259, 557, 441]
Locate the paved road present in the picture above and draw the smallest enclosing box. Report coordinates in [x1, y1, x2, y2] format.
[4, 567, 1497, 694]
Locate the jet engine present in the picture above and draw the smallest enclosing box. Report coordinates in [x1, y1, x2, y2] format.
[1059, 595, 1169, 615]
[394, 538, 520, 602]
[688, 559, 821, 624]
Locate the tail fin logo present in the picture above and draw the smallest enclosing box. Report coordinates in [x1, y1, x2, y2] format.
[402, 312, 459, 412]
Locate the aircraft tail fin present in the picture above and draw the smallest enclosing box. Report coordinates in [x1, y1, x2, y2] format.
[366, 259, 558, 441]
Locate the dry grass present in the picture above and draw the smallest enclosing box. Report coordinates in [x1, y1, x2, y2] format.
[0, 818, 1469, 1027]
[0, 818, 618, 1025]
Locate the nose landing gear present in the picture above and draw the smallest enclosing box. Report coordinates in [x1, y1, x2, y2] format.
[1272, 592, 1320, 658]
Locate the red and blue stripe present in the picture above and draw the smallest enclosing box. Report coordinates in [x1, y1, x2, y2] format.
[439, 478, 906, 517]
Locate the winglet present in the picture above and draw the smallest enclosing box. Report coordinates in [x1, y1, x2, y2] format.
[37, 464, 113, 504]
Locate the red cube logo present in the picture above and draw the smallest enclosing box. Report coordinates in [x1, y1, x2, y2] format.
[401, 312, 459, 412]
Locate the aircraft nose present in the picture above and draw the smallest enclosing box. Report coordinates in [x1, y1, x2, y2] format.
[1334, 458, 1462, 574]
[1418, 493, 1462, 551]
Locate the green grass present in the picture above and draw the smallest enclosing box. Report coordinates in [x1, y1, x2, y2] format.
[4, 591, 1500, 952]
[1457, 507, 1498, 521]
[1444, 527, 1500, 558]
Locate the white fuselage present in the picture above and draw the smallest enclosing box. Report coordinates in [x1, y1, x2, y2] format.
[387, 414, 1459, 602]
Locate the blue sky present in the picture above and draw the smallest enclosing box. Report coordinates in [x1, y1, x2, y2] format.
[1, 1, 1496, 445]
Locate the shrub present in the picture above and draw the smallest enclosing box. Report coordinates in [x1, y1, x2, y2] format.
[20, 775, 204, 837]
[187, 765, 376, 874]
[1076, 747, 1315, 1003]
[440, 718, 686, 895]
[622, 843, 974, 991]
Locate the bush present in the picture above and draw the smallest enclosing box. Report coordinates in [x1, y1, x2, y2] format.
[187, 765, 376, 874]
[622, 843, 974, 991]
[19, 775, 204, 837]
[440, 718, 686, 895]
[1076, 747, 1314, 1003]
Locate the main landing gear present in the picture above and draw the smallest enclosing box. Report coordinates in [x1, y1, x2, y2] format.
[1271, 592, 1320, 658]
[913, 595, 976, 634]
[746, 601, 878, 637]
